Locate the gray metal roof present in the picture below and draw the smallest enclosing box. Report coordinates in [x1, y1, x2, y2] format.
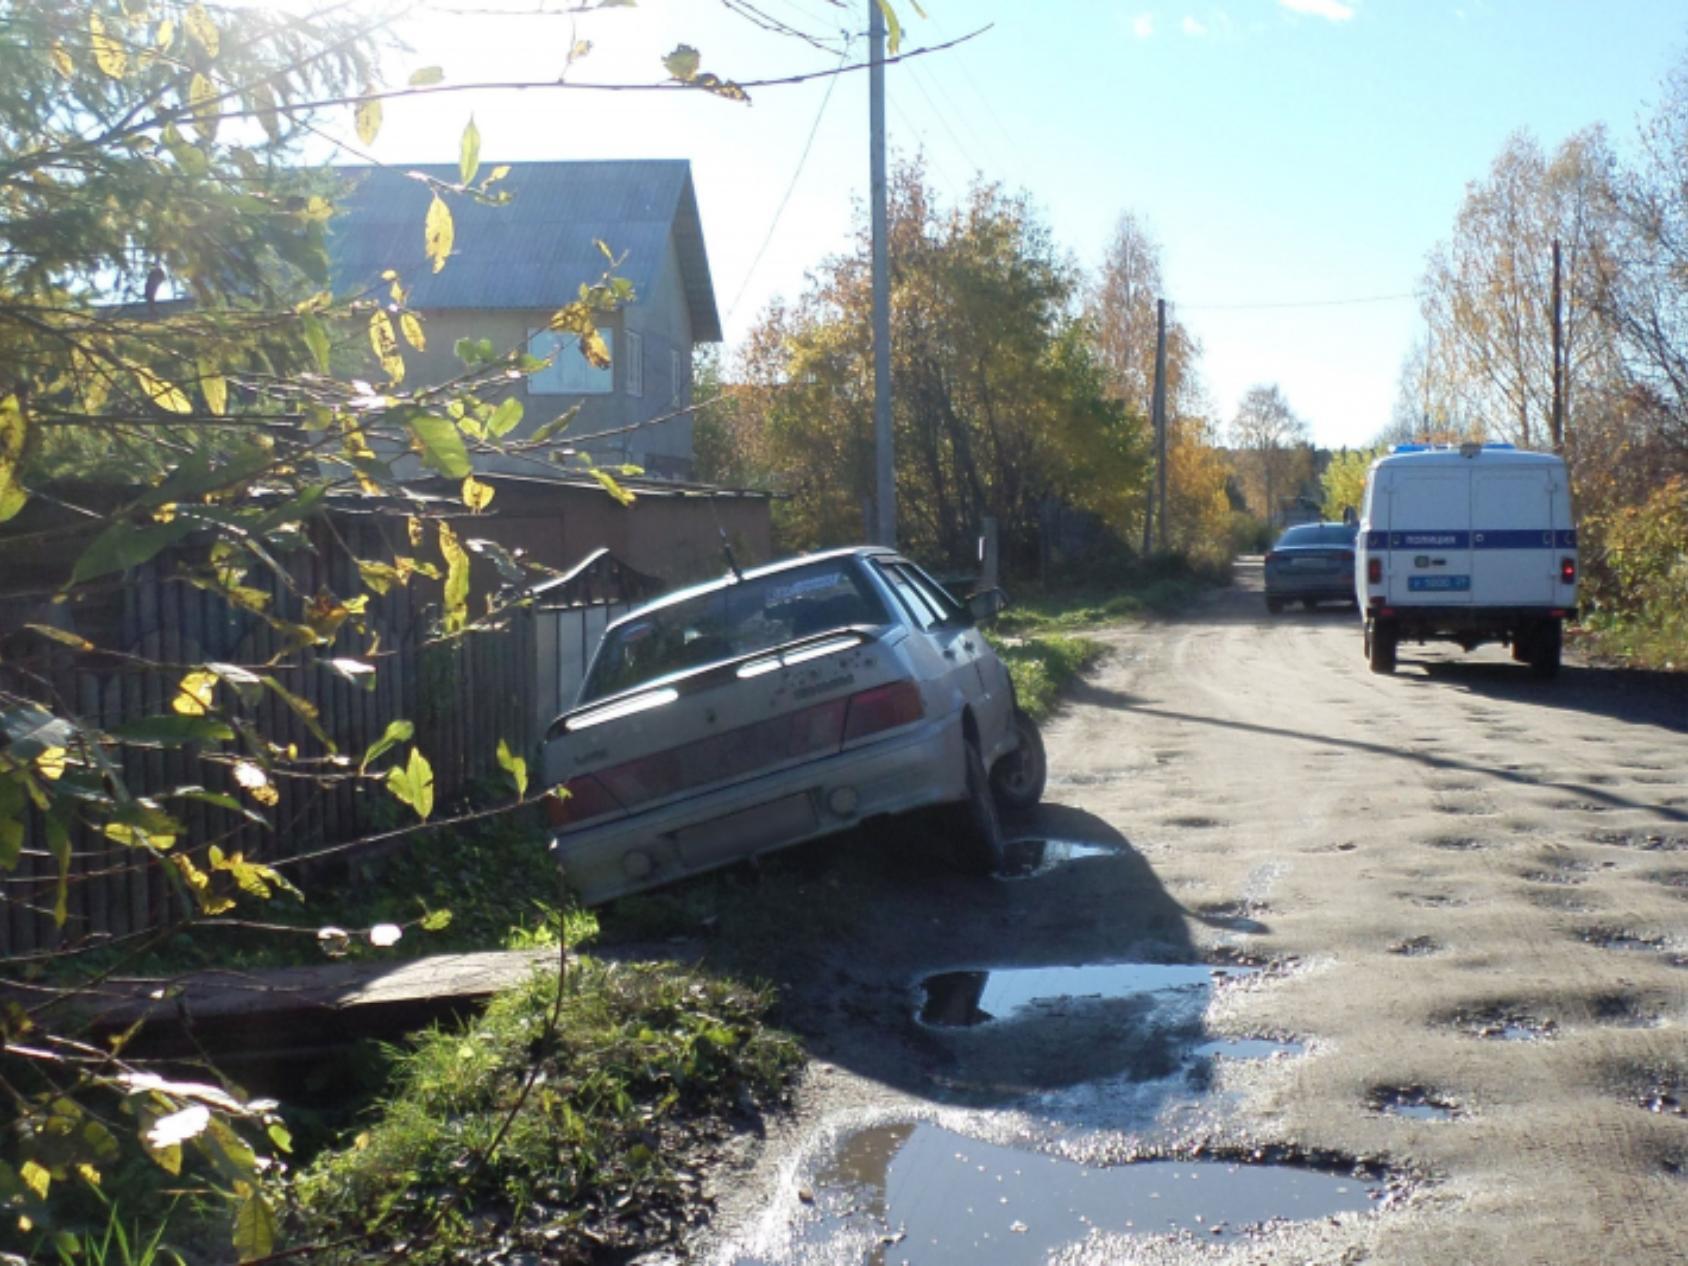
[329, 160, 721, 342]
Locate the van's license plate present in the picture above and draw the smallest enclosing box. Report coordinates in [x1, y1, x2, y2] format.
[1409, 575, 1472, 592]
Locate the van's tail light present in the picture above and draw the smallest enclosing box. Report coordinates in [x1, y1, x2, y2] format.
[843, 680, 924, 742]
[1367, 558, 1383, 585]
[546, 775, 622, 827]
[1560, 557, 1576, 584]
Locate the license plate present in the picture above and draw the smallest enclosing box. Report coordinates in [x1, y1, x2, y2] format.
[1290, 557, 1329, 569]
[1409, 575, 1471, 592]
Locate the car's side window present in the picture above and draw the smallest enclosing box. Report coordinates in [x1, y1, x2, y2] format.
[875, 562, 945, 631]
[902, 563, 966, 624]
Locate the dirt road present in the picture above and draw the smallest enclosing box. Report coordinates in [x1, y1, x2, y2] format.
[698, 562, 1687, 1265]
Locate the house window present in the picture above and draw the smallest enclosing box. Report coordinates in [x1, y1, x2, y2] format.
[625, 330, 643, 398]
[671, 348, 684, 409]
[526, 327, 613, 395]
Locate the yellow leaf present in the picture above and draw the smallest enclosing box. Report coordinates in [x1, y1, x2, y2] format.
[0, 393, 28, 524]
[233, 761, 279, 807]
[189, 72, 219, 143]
[424, 194, 454, 274]
[34, 747, 66, 781]
[355, 93, 382, 146]
[438, 520, 469, 633]
[367, 311, 404, 384]
[407, 515, 423, 548]
[20, 1159, 49, 1199]
[50, 42, 73, 77]
[172, 670, 218, 716]
[399, 311, 426, 352]
[199, 364, 227, 415]
[581, 327, 611, 370]
[461, 475, 494, 512]
[132, 365, 193, 414]
[184, 3, 219, 57]
[76, 1163, 102, 1188]
[89, 12, 127, 79]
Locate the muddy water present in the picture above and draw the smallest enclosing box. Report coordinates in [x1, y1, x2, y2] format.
[918, 963, 1254, 1027]
[751, 1122, 1378, 1265]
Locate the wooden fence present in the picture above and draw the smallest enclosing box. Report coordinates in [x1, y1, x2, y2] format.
[1, 518, 541, 958]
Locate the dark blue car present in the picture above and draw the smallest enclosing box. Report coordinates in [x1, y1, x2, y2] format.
[1264, 522, 1359, 613]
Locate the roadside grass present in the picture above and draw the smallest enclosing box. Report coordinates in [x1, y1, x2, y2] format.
[288, 959, 801, 1263]
[993, 575, 1205, 637]
[992, 633, 1106, 723]
[1573, 610, 1688, 671]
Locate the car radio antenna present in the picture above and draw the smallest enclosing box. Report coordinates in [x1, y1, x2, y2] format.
[719, 526, 744, 581]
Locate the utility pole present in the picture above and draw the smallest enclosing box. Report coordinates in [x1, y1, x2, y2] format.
[869, 1, 895, 546]
[1550, 238, 1564, 453]
[1152, 298, 1168, 552]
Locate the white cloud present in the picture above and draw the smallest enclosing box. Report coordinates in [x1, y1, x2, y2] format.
[1131, 12, 1155, 39]
[1183, 15, 1209, 36]
[1278, 0, 1356, 20]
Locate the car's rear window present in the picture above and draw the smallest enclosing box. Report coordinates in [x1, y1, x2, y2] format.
[1276, 523, 1356, 548]
[581, 560, 891, 701]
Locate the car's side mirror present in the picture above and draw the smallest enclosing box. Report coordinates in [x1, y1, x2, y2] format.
[966, 587, 1010, 626]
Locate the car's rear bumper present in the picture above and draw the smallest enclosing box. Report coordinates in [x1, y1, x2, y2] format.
[1265, 571, 1354, 600]
[550, 713, 968, 905]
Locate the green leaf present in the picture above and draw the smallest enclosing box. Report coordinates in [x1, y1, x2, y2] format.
[404, 410, 471, 478]
[496, 738, 528, 799]
[45, 810, 71, 925]
[876, 0, 903, 54]
[409, 66, 445, 86]
[69, 519, 196, 584]
[487, 397, 523, 438]
[459, 115, 481, 184]
[111, 715, 236, 745]
[301, 316, 331, 373]
[385, 747, 435, 820]
[438, 521, 470, 633]
[420, 908, 453, 932]
[189, 72, 219, 143]
[425, 194, 454, 274]
[233, 1191, 278, 1263]
[360, 719, 414, 774]
[663, 44, 701, 81]
[590, 467, 636, 507]
[89, 12, 127, 78]
[185, 4, 220, 58]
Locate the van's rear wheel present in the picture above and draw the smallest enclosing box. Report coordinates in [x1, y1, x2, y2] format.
[1368, 619, 1398, 675]
[991, 708, 1047, 813]
[1527, 619, 1562, 679]
[952, 741, 1005, 876]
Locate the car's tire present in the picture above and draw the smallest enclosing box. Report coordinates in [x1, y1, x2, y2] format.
[1266, 596, 1284, 614]
[1303, 598, 1319, 611]
[1527, 619, 1562, 679]
[991, 708, 1047, 813]
[1368, 619, 1398, 675]
[951, 740, 1005, 876]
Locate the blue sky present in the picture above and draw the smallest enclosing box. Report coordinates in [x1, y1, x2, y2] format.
[357, 1, 1688, 449]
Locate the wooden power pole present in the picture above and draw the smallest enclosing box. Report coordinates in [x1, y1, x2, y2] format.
[1153, 298, 1168, 552]
[869, 2, 895, 546]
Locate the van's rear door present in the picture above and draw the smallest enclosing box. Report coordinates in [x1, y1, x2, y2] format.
[1470, 465, 1558, 606]
[1387, 467, 1473, 605]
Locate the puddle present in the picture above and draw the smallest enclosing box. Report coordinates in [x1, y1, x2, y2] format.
[998, 838, 1113, 878]
[1389, 935, 1441, 957]
[1579, 927, 1673, 955]
[1190, 1037, 1304, 1061]
[758, 1122, 1380, 1264]
[1165, 816, 1225, 830]
[1591, 831, 1687, 852]
[1370, 1087, 1460, 1121]
[919, 963, 1256, 1028]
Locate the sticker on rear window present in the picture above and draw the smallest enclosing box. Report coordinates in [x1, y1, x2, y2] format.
[766, 571, 848, 602]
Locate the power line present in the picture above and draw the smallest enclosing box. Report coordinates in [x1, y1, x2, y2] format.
[725, 43, 852, 320]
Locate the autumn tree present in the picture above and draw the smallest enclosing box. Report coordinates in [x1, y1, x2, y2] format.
[725, 163, 1149, 575]
[1229, 383, 1310, 525]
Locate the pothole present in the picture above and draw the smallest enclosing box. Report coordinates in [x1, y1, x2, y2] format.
[1590, 831, 1687, 852]
[1389, 935, 1441, 957]
[1400, 892, 1468, 909]
[1189, 1036, 1305, 1061]
[1577, 927, 1677, 956]
[1369, 1086, 1462, 1121]
[768, 1122, 1388, 1262]
[998, 838, 1114, 878]
[917, 962, 1258, 1029]
[1645, 869, 1688, 892]
[1437, 1004, 1557, 1042]
[1165, 816, 1225, 830]
[1048, 770, 1125, 789]
[1427, 835, 1490, 851]
[1521, 863, 1592, 885]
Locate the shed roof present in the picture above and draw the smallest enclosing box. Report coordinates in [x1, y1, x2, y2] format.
[329, 160, 721, 342]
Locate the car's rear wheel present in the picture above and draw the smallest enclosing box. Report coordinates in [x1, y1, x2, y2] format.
[1266, 596, 1284, 614]
[1368, 619, 1398, 675]
[991, 708, 1047, 813]
[952, 741, 1005, 875]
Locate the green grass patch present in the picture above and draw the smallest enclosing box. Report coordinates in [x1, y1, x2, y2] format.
[289, 957, 801, 1262]
[990, 633, 1106, 723]
[1573, 610, 1688, 671]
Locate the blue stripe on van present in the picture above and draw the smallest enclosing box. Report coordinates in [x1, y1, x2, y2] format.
[1364, 529, 1577, 551]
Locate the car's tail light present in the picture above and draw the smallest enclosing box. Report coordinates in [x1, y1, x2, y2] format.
[546, 775, 622, 827]
[1367, 558, 1383, 585]
[1264, 551, 1278, 565]
[843, 680, 924, 743]
[1560, 557, 1576, 584]
[1340, 550, 1355, 562]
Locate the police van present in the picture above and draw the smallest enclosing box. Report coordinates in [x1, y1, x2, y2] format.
[1354, 443, 1578, 678]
